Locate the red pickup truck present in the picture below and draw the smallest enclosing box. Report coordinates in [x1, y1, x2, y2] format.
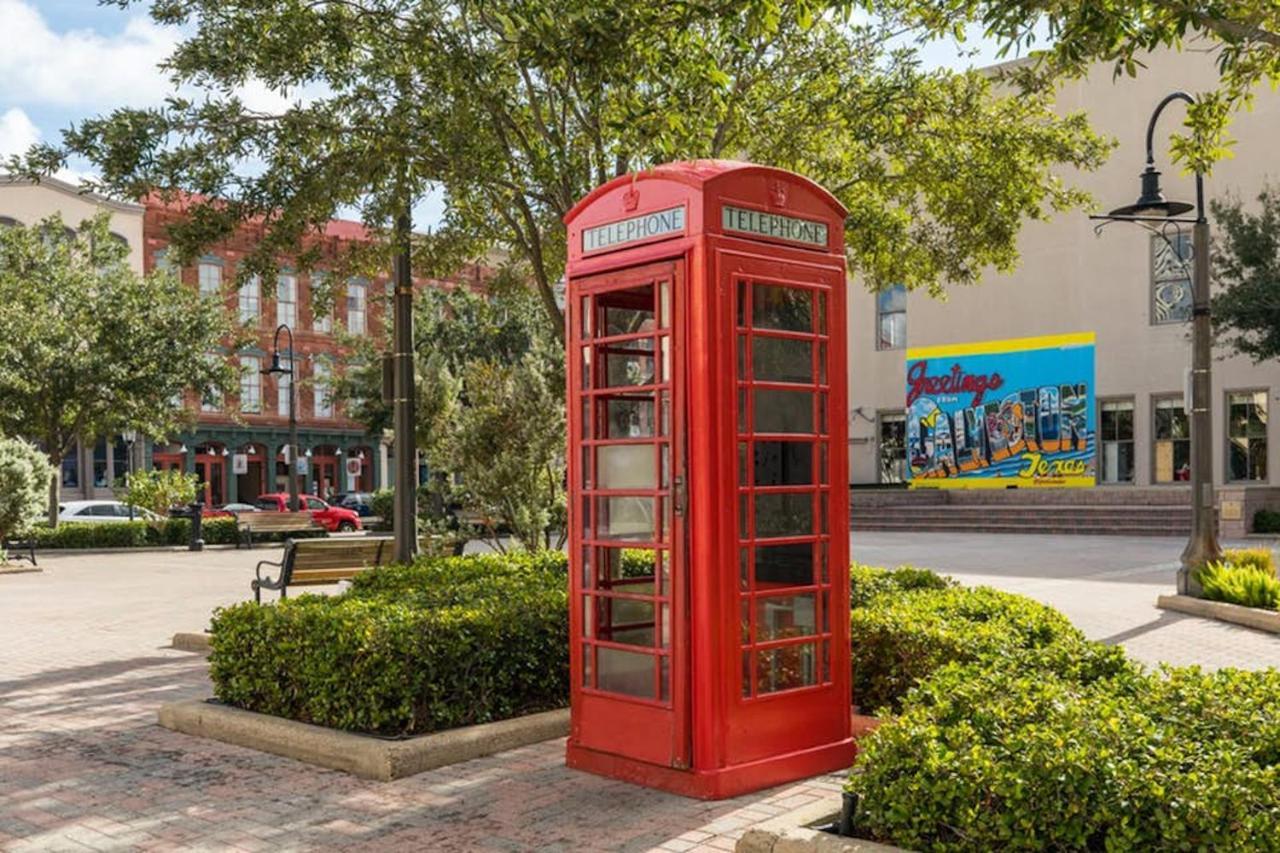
[253, 493, 363, 533]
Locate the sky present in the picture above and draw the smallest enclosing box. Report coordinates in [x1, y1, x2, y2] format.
[0, 0, 1013, 229]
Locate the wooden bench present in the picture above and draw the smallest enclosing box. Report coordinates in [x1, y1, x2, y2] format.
[236, 511, 322, 549]
[1, 538, 36, 566]
[252, 537, 392, 602]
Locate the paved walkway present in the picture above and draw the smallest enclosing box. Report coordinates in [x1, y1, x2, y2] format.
[2, 534, 1279, 851]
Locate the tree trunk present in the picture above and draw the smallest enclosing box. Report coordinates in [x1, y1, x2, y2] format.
[46, 453, 61, 528]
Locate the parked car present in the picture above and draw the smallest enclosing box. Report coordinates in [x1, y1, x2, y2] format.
[252, 493, 363, 533]
[58, 500, 159, 524]
[219, 503, 259, 515]
[167, 504, 234, 519]
[332, 491, 375, 517]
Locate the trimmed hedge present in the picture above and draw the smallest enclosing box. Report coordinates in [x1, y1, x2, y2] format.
[850, 584, 1081, 714]
[26, 516, 328, 549]
[850, 562, 955, 609]
[1255, 508, 1280, 534]
[208, 551, 568, 735]
[848, 662, 1280, 851]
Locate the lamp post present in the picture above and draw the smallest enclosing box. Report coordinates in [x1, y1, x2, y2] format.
[264, 323, 301, 512]
[121, 429, 138, 521]
[1091, 91, 1222, 594]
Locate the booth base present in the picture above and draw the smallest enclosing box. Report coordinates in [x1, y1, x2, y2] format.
[565, 737, 857, 800]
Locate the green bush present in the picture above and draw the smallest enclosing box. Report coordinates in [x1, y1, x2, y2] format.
[27, 516, 244, 549]
[848, 663, 1280, 851]
[1222, 546, 1276, 574]
[371, 488, 394, 522]
[850, 563, 955, 609]
[1196, 560, 1280, 609]
[1255, 508, 1280, 534]
[209, 551, 569, 735]
[849, 585, 1080, 714]
[0, 438, 52, 549]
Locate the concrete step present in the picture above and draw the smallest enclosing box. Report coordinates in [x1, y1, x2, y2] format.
[850, 519, 1189, 536]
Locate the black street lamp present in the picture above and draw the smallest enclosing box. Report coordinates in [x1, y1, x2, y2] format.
[1091, 91, 1222, 593]
[264, 323, 301, 513]
[121, 428, 138, 521]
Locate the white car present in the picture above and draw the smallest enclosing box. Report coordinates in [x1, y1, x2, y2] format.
[57, 500, 159, 524]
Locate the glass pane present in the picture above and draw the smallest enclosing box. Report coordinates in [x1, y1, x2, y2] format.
[598, 547, 656, 591]
[599, 285, 655, 335]
[754, 441, 813, 485]
[596, 646, 656, 698]
[597, 445, 655, 490]
[755, 492, 813, 538]
[754, 390, 813, 433]
[818, 341, 827, 384]
[660, 656, 670, 702]
[595, 497, 657, 541]
[737, 280, 747, 327]
[658, 281, 670, 329]
[579, 296, 592, 339]
[601, 345, 655, 388]
[816, 291, 827, 334]
[582, 644, 593, 687]
[755, 541, 814, 587]
[756, 643, 817, 693]
[594, 595, 655, 646]
[603, 396, 656, 438]
[752, 284, 811, 332]
[738, 442, 749, 485]
[737, 335, 746, 378]
[753, 337, 812, 384]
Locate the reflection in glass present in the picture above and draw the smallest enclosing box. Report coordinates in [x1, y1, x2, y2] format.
[755, 541, 814, 586]
[597, 444, 655, 490]
[595, 595, 655, 646]
[754, 389, 813, 433]
[752, 284, 811, 332]
[599, 285, 654, 335]
[602, 346, 655, 388]
[755, 492, 813, 538]
[603, 396, 655, 438]
[755, 593, 816, 640]
[755, 441, 813, 485]
[752, 337, 812, 383]
[595, 497, 656, 540]
[596, 646, 655, 697]
[596, 547, 657, 592]
[756, 643, 817, 693]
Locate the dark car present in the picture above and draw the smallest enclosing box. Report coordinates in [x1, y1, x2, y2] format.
[333, 491, 375, 517]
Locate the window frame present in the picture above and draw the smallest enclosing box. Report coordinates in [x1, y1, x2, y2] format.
[239, 354, 262, 414]
[1225, 388, 1269, 484]
[239, 274, 262, 325]
[876, 410, 907, 484]
[1151, 393, 1191, 485]
[346, 279, 368, 335]
[1097, 397, 1136, 485]
[313, 357, 333, 419]
[874, 285, 906, 351]
[277, 271, 298, 328]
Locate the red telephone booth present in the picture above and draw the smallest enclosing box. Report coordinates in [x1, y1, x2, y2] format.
[564, 161, 853, 799]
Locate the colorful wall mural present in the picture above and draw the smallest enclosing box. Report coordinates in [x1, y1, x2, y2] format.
[906, 332, 1097, 489]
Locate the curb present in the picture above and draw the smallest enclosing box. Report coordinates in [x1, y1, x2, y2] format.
[1156, 594, 1280, 634]
[0, 564, 41, 575]
[735, 794, 908, 853]
[158, 699, 570, 780]
[171, 632, 212, 654]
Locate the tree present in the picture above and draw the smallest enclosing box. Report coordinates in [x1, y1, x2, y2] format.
[16, 0, 1111, 335]
[1211, 185, 1280, 362]
[117, 468, 200, 521]
[880, 0, 1280, 173]
[0, 438, 52, 558]
[0, 213, 239, 524]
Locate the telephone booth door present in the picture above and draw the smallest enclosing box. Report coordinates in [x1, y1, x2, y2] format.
[567, 260, 691, 771]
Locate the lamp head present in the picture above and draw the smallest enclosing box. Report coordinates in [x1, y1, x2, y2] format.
[1107, 165, 1194, 218]
[264, 351, 284, 375]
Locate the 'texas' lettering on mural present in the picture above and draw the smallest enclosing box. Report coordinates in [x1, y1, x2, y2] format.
[905, 334, 1097, 489]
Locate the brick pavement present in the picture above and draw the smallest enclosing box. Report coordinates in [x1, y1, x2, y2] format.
[3, 534, 1280, 851]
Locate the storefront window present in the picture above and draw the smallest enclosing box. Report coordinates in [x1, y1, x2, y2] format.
[1100, 399, 1135, 483]
[1227, 390, 1268, 482]
[1153, 396, 1190, 483]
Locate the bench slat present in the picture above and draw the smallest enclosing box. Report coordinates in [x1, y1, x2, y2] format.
[290, 569, 369, 583]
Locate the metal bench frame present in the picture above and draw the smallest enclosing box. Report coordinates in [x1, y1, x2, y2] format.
[252, 537, 389, 602]
[2, 538, 36, 566]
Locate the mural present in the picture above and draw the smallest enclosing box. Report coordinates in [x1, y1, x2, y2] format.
[906, 333, 1096, 489]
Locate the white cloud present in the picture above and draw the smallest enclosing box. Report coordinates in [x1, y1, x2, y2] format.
[0, 0, 180, 109]
[0, 107, 40, 158]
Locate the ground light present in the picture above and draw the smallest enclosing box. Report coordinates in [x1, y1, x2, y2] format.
[1090, 91, 1222, 592]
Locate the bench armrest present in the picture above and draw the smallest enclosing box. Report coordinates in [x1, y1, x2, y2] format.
[252, 557, 286, 603]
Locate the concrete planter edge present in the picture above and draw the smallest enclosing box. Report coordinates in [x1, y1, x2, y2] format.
[1157, 593, 1280, 634]
[158, 699, 570, 781]
[734, 792, 909, 853]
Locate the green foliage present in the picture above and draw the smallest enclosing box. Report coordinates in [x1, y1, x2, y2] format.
[1195, 560, 1280, 609]
[17, 0, 1112, 336]
[847, 664, 1280, 851]
[1256, 509, 1280, 534]
[849, 585, 1080, 713]
[27, 517, 242, 549]
[878, 0, 1280, 174]
[0, 213, 241, 524]
[370, 488, 394, 523]
[209, 552, 569, 735]
[117, 468, 199, 521]
[0, 438, 53, 552]
[1212, 186, 1280, 363]
[1223, 546, 1276, 574]
[850, 563, 956, 609]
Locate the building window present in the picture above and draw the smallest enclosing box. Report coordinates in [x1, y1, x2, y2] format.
[311, 272, 332, 333]
[346, 279, 367, 335]
[201, 352, 222, 413]
[876, 285, 906, 351]
[61, 445, 80, 488]
[239, 275, 261, 324]
[1227, 390, 1268, 482]
[1099, 399, 1135, 483]
[92, 438, 109, 488]
[312, 358, 333, 418]
[1153, 395, 1190, 483]
[1152, 232, 1193, 325]
[878, 411, 907, 483]
[277, 273, 297, 328]
[276, 356, 295, 417]
[198, 262, 221, 300]
[240, 355, 262, 413]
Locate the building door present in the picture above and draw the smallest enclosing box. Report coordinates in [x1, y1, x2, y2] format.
[194, 453, 226, 506]
[878, 413, 906, 483]
[569, 259, 690, 769]
[312, 453, 339, 500]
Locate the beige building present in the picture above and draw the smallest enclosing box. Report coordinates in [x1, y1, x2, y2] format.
[1, 175, 147, 499]
[848, 48, 1280, 499]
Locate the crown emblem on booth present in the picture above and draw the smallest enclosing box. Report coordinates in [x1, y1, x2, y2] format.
[623, 186, 640, 211]
[769, 180, 788, 208]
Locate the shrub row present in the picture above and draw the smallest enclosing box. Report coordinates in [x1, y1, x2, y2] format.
[26, 517, 329, 549]
[850, 562, 956, 609]
[1255, 508, 1280, 534]
[209, 551, 569, 735]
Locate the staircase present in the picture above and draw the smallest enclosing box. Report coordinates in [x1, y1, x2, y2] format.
[850, 487, 1192, 536]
